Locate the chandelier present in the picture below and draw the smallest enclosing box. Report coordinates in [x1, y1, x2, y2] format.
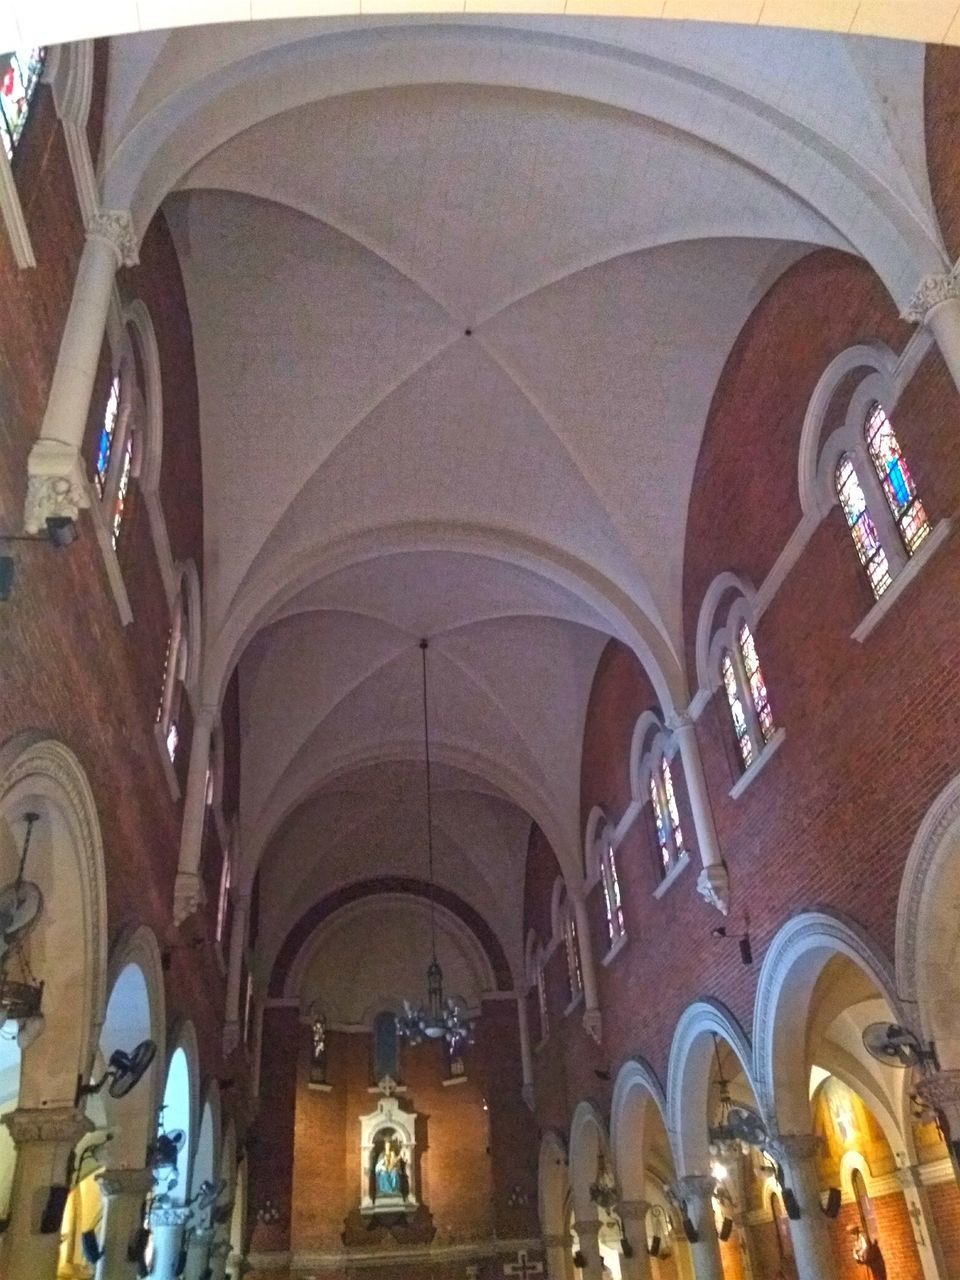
[707, 1033, 767, 1156]
[396, 640, 474, 1054]
[588, 1149, 618, 1210]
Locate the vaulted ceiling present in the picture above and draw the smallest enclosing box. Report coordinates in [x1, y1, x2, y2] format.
[97, 16, 947, 999]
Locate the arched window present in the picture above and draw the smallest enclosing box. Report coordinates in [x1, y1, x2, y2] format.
[559, 896, 582, 1003]
[373, 1011, 399, 1084]
[599, 838, 625, 947]
[534, 949, 549, 1042]
[864, 402, 929, 554]
[93, 349, 142, 550]
[215, 848, 231, 946]
[836, 455, 891, 599]
[722, 621, 775, 771]
[1, 49, 45, 161]
[157, 589, 189, 763]
[650, 755, 685, 876]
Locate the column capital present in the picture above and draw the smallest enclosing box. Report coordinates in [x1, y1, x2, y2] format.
[24, 438, 90, 534]
[665, 711, 694, 734]
[617, 1198, 651, 1221]
[96, 1166, 154, 1198]
[696, 864, 730, 916]
[174, 869, 206, 925]
[903, 265, 960, 324]
[769, 1132, 823, 1164]
[573, 1219, 600, 1242]
[914, 1068, 960, 1115]
[87, 209, 139, 268]
[2, 1105, 91, 1146]
[150, 1203, 192, 1229]
[676, 1173, 717, 1203]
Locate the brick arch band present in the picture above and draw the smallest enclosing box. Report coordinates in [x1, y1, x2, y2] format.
[268, 877, 514, 996]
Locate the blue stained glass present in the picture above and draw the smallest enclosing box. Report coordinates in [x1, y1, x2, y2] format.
[96, 376, 121, 496]
[1, 49, 44, 161]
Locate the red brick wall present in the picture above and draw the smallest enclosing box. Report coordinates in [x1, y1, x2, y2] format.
[249, 998, 538, 1276]
[924, 46, 960, 262]
[0, 72, 232, 1102]
[927, 1180, 960, 1275]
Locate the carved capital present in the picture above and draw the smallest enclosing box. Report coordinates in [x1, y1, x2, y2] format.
[665, 711, 694, 734]
[617, 1198, 651, 1222]
[696, 864, 730, 916]
[24, 438, 90, 534]
[573, 1219, 600, 1242]
[88, 209, 139, 268]
[914, 1069, 960, 1117]
[582, 1006, 602, 1045]
[97, 1167, 154, 1198]
[150, 1203, 192, 1229]
[173, 870, 205, 926]
[676, 1173, 717, 1208]
[3, 1106, 91, 1147]
[903, 266, 960, 324]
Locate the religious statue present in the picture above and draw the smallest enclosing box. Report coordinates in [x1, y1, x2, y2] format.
[851, 1227, 887, 1280]
[371, 1130, 406, 1200]
[309, 1007, 327, 1084]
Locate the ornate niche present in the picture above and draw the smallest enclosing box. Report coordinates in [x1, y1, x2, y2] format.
[359, 1089, 419, 1217]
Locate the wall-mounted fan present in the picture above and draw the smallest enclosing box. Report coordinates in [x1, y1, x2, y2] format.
[862, 1023, 939, 1071]
[192, 1178, 227, 1213]
[148, 1128, 186, 1171]
[76, 1039, 157, 1105]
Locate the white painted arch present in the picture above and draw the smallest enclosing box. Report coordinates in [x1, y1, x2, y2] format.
[609, 1057, 667, 1203]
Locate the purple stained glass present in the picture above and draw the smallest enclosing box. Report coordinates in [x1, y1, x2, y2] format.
[722, 650, 753, 768]
[650, 774, 670, 871]
[602, 843, 625, 944]
[564, 908, 582, 999]
[738, 622, 774, 744]
[96, 376, 121, 496]
[836, 455, 891, 599]
[1, 49, 44, 161]
[661, 758, 685, 857]
[864, 402, 929, 555]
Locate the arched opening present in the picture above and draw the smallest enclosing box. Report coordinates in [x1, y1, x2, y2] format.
[159, 1047, 193, 1205]
[538, 1131, 572, 1280]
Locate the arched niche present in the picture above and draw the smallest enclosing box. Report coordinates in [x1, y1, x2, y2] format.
[568, 1100, 609, 1225]
[0, 736, 108, 1109]
[192, 1085, 220, 1226]
[158, 1025, 198, 1206]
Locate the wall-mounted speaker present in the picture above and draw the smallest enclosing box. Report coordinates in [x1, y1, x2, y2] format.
[648, 1235, 662, 1257]
[822, 1187, 841, 1218]
[783, 1188, 801, 1220]
[681, 1211, 699, 1243]
[719, 1217, 734, 1241]
[40, 1185, 69, 1234]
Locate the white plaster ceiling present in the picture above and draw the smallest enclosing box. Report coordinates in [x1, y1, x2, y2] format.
[92, 17, 949, 976]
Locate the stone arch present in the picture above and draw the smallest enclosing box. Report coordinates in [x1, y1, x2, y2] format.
[97, 924, 167, 1168]
[666, 1000, 757, 1177]
[160, 1020, 200, 1205]
[754, 911, 907, 1140]
[568, 1099, 610, 1223]
[896, 772, 960, 1068]
[609, 1058, 667, 1204]
[0, 734, 108, 1108]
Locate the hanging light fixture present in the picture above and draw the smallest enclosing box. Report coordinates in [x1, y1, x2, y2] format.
[588, 1148, 618, 1210]
[0, 812, 45, 1042]
[396, 640, 474, 1054]
[707, 1033, 767, 1156]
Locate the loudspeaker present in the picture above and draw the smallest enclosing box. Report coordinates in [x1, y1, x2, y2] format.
[175, 1245, 187, 1277]
[739, 935, 753, 965]
[40, 1185, 69, 1234]
[648, 1236, 661, 1258]
[572, 1250, 587, 1269]
[621, 1239, 634, 1259]
[783, 1187, 802, 1220]
[46, 516, 78, 548]
[81, 1228, 104, 1264]
[681, 1211, 699, 1243]
[822, 1187, 842, 1218]
[719, 1217, 734, 1241]
[128, 1225, 150, 1264]
[0, 556, 14, 602]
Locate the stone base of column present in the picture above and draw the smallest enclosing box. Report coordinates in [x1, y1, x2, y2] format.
[24, 439, 90, 534]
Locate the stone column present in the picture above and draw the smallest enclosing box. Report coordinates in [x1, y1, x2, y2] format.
[895, 1163, 948, 1280]
[543, 1231, 571, 1280]
[0, 1105, 92, 1280]
[183, 1224, 214, 1280]
[207, 1238, 232, 1280]
[149, 1205, 191, 1280]
[677, 1174, 724, 1280]
[617, 1200, 652, 1280]
[571, 897, 602, 1044]
[24, 211, 139, 534]
[516, 989, 535, 1109]
[668, 715, 729, 915]
[222, 892, 249, 1057]
[772, 1134, 839, 1280]
[174, 706, 216, 926]
[904, 268, 960, 396]
[722, 1156, 757, 1280]
[573, 1219, 604, 1280]
[95, 1167, 154, 1280]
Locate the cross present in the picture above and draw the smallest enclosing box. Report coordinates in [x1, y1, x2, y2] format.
[908, 1199, 927, 1245]
[504, 1251, 544, 1278]
[378, 1075, 398, 1097]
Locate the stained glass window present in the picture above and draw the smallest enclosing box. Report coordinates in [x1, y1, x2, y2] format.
[650, 757, 685, 875]
[165, 722, 179, 763]
[95, 376, 121, 497]
[722, 650, 753, 769]
[836, 455, 891, 599]
[1, 49, 44, 162]
[738, 622, 774, 745]
[600, 841, 625, 946]
[562, 903, 582, 1001]
[536, 956, 549, 1040]
[110, 434, 133, 548]
[864, 402, 929, 554]
[216, 851, 231, 945]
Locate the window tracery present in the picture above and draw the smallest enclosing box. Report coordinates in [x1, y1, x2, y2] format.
[650, 755, 685, 876]
[157, 589, 189, 765]
[1, 49, 44, 161]
[836, 455, 890, 599]
[560, 896, 582, 1003]
[535, 952, 549, 1042]
[864, 401, 929, 554]
[599, 838, 625, 947]
[720, 619, 775, 773]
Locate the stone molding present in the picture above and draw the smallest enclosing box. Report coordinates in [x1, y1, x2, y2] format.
[2, 1106, 91, 1146]
[150, 1204, 192, 1229]
[676, 1173, 716, 1204]
[617, 1198, 650, 1221]
[87, 209, 139, 268]
[768, 1132, 823, 1165]
[903, 265, 960, 324]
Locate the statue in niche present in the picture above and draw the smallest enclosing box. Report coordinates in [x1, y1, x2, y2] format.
[309, 1009, 327, 1084]
[370, 1128, 408, 1202]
